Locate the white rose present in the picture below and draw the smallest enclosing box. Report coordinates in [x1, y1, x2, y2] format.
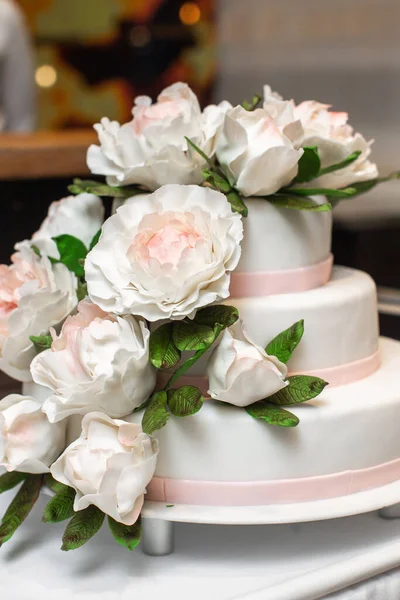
[30, 299, 156, 423]
[293, 100, 378, 188]
[51, 412, 158, 525]
[87, 82, 231, 191]
[0, 242, 78, 382]
[85, 184, 243, 321]
[31, 193, 104, 259]
[216, 98, 304, 197]
[0, 394, 66, 473]
[207, 321, 288, 407]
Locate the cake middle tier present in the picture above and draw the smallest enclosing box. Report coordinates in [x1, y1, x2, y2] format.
[189, 266, 379, 377]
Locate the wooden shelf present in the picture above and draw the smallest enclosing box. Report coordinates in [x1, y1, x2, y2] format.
[0, 130, 97, 180]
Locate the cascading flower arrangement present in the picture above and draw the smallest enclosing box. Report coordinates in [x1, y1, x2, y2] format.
[0, 82, 398, 553]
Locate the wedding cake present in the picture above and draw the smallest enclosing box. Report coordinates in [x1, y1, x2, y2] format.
[0, 82, 399, 554]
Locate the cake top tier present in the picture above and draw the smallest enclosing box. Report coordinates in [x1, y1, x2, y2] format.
[237, 196, 332, 273]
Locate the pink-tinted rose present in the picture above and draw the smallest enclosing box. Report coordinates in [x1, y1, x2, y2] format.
[0, 242, 77, 381]
[30, 299, 156, 423]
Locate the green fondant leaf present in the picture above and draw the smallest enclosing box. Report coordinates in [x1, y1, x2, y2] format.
[293, 146, 321, 184]
[76, 279, 88, 302]
[0, 472, 27, 494]
[29, 334, 52, 353]
[246, 402, 299, 427]
[241, 94, 262, 111]
[202, 168, 232, 194]
[68, 178, 142, 199]
[61, 505, 105, 551]
[149, 323, 181, 369]
[194, 305, 239, 330]
[42, 486, 76, 523]
[108, 515, 141, 551]
[141, 391, 169, 435]
[44, 474, 67, 494]
[265, 320, 304, 364]
[0, 475, 43, 546]
[89, 228, 102, 251]
[184, 137, 213, 166]
[288, 187, 357, 199]
[167, 385, 204, 417]
[337, 171, 400, 199]
[51, 234, 88, 277]
[268, 375, 328, 405]
[226, 190, 248, 217]
[268, 195, 332, 212]
[317, 150, 362, 177]
[173, 322, 216, 352]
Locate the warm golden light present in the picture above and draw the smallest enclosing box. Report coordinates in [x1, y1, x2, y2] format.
[179, 2, 201, 26]
[35, 65, 57, 88]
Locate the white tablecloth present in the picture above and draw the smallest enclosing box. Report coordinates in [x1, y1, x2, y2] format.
[0, 491, 399, 600]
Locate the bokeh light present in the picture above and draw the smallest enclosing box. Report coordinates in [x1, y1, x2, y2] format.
[130, 25, 151, 48]
[35, 65, 58, 88]
[179, 2, 201, 26]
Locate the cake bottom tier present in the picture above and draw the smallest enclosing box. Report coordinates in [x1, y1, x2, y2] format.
[138, 337, 400, 506]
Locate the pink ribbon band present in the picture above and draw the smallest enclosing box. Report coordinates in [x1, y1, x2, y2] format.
[229, 254, 334, 298]
[156, 350, 381, 394]
[146, 458, 400, 506]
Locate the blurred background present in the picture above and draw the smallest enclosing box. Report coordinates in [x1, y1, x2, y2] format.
[1, 0, 400, 344]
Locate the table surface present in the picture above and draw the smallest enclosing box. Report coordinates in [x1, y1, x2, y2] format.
[0, 491, 400, 600]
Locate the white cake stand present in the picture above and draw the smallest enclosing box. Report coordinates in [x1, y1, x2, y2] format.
[141, 480, 400, 555]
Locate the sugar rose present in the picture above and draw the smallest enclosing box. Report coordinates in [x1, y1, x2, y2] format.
[30, 299, 156, 423]
[293, 100, 378, 189]
[87, 82, 231, 191]
[51, 412, 158, 525]
[216, 93, 304, 197]
[0, 394, 66, 474]
[31, 193, 104, 259]
[207, 320, 288, 407]
[85, 184, 243, 321]
[0, 242, 77, 382]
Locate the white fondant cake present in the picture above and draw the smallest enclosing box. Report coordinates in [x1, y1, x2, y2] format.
[236, 197, 332, 272]
[143, 338, 400, 484]
[188, 266, 379, 376]
[142, 198, 399, 507]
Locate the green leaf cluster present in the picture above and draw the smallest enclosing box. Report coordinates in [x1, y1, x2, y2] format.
[142, 385, 205, 435]
[246, 321, 328, 427]
[144, 305, 238, 434]
[261, 147, 392, 210]
[41, 479, 142, 552]
[149, 304, 238, 382]
[185, 137, 248, 217]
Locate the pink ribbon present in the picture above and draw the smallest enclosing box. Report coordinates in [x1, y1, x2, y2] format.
[156, 350, 381, 393]
[146, 457, 400, 506]
[229, 254, 333, 298]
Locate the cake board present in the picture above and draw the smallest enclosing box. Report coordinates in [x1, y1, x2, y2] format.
[140, 481, 400, 555]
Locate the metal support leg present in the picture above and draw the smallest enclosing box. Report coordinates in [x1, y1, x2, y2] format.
[379, 502, 400, 520]
[142, 518, 174, 556]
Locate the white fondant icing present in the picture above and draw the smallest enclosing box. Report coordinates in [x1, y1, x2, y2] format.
[237, 197, 332, 272]
[131, 338, 400, 483]
[189, 266, 379, 375]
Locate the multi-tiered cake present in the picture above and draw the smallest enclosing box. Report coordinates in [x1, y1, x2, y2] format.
[144, 199, 399, 507]
[0, 82, 399, 555]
